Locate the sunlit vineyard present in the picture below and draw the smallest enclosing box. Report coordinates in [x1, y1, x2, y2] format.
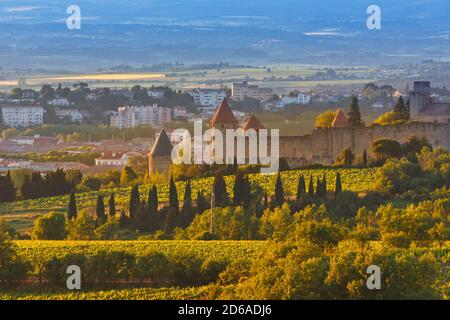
[0, 286, 209, 300]
[0, 168, 377, 214]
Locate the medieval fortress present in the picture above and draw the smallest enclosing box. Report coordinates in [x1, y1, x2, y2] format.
[149, 81, 450, 173]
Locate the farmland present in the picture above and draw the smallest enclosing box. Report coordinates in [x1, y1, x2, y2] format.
[0, 168, 377, 232]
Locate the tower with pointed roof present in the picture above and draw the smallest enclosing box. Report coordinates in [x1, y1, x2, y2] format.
[209, 98, 239, 164]
[148, 129, 173, 175]
[331, 109, 349, 128]
[243, 113, 265, 132]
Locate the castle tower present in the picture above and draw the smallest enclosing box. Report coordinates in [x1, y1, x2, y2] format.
[210, 98, 238, 163]
[148, 129, 173, 175]
[331, 109, 349, 128]
[243, 113, 265, 132]
[409, 81, 431, 120]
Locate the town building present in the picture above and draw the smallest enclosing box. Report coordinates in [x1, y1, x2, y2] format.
[188, 89, 226, 107]
[95, 151, 143, 166]
[231, 81, 274, 102]
[55, 108, 84, 123]
[148, 90, 166, 99]
[47, 98, 72, 107]
[1, 106, 44, 128]
[110, 104, 172, 129]
[409, 81, 450, 123]
[276, 93, 311, 108]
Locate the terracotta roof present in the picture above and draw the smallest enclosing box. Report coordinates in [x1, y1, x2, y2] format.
[210, 98, 238, 127]
[332, 109, 349, 128]
[149, 129, 173, 157]
[243, 113, 265, 131]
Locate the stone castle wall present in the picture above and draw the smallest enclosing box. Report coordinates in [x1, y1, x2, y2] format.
[280, 122, 450, 165]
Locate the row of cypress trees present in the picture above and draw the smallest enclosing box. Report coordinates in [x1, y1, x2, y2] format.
[66, 171, 344, 232]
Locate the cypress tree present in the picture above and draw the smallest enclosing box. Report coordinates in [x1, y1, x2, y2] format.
[96, 194, 106, 222]
[315, 176, 322, 197]
[348, 148, 353, 166]
[164, 207, 178, 233]
[308, 174, 315, 197]
[169, 176, 179, 214]
[213, 173, 228, 207]
[109, 193, 116, 217]
[196, 191, 209, 214]
[67, 190, 77, 219]
[129, 185, 140, 220]
[148, 185, 158, 213]
[347, 96, 364, 127]
[232, 172, 244, 206]
[274, 173, 284, 207]
[3, 171, 16, 202]
[263, 192, 269, 210]
[296, 174, 306, 200]
[335, 172, 342, 195]
[242, 175, 252, 208]
[362, 149, 368, 167]
[30, 172, 44, 199]
[321, 174, 327, 197]
[183, 180, 192, 213]
[21, 175, 32, 200]
[393, 96, 408, 118]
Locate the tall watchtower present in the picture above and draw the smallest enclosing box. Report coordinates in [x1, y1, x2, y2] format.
[409, 81, 431, 119]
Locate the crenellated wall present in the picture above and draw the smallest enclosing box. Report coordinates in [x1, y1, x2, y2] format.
[280, 122, 450, 165]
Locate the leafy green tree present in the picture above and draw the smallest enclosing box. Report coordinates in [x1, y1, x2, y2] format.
[66, 210, 97, 240]
[347, 96, 364, 127]
[169, 176, 179, 214]
[67, 191, 77, 220]
[371, 138, 403, 162]
[31, 212, 66, 240]
[109, 193, 116, 217]
[274, 173, 284, 207]
[120, 166, 138, 186]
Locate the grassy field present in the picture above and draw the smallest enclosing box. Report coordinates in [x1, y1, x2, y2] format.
[0, 168, 377, 233]
[0, 65, 375, 91]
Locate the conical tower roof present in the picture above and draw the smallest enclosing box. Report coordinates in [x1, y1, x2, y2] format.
[332, 109, 349, 128]
[243, 113, 265, 131]
[210, 98, 238, 127]
[149, 129, 173, 157]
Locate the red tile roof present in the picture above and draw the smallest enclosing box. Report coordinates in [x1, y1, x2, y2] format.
[243, 113, 265, 131]
[332, 109, 349, 128]
[210, 98, 238, 127]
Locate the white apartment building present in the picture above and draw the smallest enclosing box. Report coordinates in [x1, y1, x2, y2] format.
[277, 93, 311, 108]
[110, 104, 172, 129]
[188, 89, 226, 107]
[1, 106, 44, 128]
[231, 81, 274, 102]
[47, 98, 72, 107]
[55, 108, 83, 123]
[148, 90, 165, 99]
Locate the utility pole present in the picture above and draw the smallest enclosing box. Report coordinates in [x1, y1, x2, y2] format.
[210, 187, 215, 234]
